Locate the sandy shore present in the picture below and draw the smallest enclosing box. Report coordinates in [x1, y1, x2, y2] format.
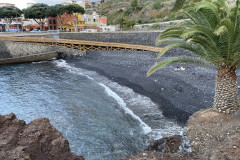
[66, 49, 218, 124]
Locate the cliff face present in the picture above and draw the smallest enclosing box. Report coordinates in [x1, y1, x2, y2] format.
[0, 113, 84, 160]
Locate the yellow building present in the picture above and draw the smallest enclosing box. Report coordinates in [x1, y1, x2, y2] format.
[60, 14, 86, 32]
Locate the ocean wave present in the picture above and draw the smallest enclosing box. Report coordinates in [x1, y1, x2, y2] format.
[54, 59, 183, 139]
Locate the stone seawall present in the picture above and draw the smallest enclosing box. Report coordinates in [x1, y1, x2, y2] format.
[59, 31, 161, 46]
[0, 41, 85, 64]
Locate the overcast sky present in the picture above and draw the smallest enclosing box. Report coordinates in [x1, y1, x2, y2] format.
[0, 0, 100, 9]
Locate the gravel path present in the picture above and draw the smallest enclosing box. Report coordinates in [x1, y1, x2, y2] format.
[66, 48, 220, 124]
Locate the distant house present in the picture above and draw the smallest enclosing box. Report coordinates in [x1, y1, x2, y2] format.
[0, 3, 23, 32]
[99, 17, 107, 27]
[60, 13, 86, 32]
[0, 3, 15, 7]
[22, 19, 38, 31]
[48, 17, 58, 30]
[27, 2, 35, 8]
[62, 0, 85, 9]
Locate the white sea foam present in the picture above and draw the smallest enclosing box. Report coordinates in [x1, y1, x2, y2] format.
[99, 83, 152, 134]
[55, 60, 151, 134]
[54, 59, 183, 139]
[55, 60, 93, 80]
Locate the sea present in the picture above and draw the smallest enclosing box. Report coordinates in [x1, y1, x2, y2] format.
[0, 59, 183, 160]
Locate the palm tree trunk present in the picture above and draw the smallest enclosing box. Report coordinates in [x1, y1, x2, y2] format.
[213, 68, 239, 114]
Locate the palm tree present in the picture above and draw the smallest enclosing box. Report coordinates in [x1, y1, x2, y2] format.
[147, 0, 240, 114]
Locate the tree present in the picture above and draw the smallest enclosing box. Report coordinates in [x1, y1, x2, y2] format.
[23, 3, 49, 30]
[147, 0, 240, 114]
[64, 4, 85, 32]
[126, 20, 136, 29]
[172, 0, 202, 11]
[46, 4, 66, 31]
[116, 17, 126, 30]
[0, 6, 22, 31]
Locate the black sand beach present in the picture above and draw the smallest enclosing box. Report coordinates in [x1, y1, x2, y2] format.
[66, 48, 220, 124]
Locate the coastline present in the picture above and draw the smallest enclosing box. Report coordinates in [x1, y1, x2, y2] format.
[67, 49, 217, 125]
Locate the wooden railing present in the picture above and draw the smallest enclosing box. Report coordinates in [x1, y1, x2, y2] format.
[0, 36, 161, 52]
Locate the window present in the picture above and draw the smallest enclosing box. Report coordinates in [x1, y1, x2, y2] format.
[53, 20, 56, 24]
[49, 20, 52, 24]
[93, 19, 96, 22]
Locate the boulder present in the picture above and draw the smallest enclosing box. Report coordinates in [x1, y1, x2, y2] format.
[0, 113, 84, 160]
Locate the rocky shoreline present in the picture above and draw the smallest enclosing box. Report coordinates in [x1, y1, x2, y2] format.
[0, 113, 84, 160]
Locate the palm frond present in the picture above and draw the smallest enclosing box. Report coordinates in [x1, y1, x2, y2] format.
[157, 26, 186, 40]
[147, 57, 213, 77]
[156, 39, 206, 59]
[181, 25, 217, 42]
[195, 1, 220, 28]
[148, 0, 240, 77]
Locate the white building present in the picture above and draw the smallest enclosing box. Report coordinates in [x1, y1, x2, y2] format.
[27, 2, 35, 8]
[102, 25, 119, 32]
[0, 3, 15, 7]
[84, 12, 99, 26]
[62, 0, 85, 9]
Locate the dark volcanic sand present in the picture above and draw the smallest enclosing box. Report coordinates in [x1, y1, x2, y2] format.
[67, 48, 218, 124]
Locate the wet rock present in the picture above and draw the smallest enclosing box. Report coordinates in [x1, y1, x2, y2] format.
[123, 135, 194, 160]
[147, 135, 182, 153]
[0, 113, 84, 160]
[124, 151, 193, 160]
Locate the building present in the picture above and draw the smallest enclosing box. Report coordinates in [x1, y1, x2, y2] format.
[99, 17, 107, 27]
[83, 12, 107, 27]
[83, 12, 99, 26]
[48, 17, 58, 30]
[0, 3, 15, 7]
[0, 17, 22, 32]
[62, 0, 85, 9]
[60, 13, 86, 32]
[27, 2, 35, 8]
[101, 25, 119, 32]
[0, 18, 22, 32]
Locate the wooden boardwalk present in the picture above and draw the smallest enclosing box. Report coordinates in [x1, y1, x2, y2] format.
[0, 36, 161, 52]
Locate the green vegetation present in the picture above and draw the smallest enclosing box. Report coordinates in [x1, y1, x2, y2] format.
[23, 3, 49, 30]
[0, 6, 22, 31]
[98, 0, 199, 29]
[24, 3, 84, 32]
[131, 0, 138, 8]
[151, 1, 164, 10]
[147, 0, 240, 114]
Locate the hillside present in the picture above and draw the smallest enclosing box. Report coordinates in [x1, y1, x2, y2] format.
[98, 0, 191, 29]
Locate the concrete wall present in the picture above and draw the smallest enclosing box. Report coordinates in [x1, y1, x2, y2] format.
[59, 31, 161, 46]
[0, 41, 85, 64]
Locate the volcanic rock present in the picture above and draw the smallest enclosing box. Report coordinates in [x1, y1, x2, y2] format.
[0, 113, 84, 160]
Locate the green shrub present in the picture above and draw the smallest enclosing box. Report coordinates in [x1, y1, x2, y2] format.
[151, 1, 164, 10]
[137, 18, 142, 24]
[150, 24, 161, 30]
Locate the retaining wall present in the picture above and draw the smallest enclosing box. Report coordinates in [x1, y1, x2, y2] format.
[59, 31, 161, 46]
[0, 41, 85, 64]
